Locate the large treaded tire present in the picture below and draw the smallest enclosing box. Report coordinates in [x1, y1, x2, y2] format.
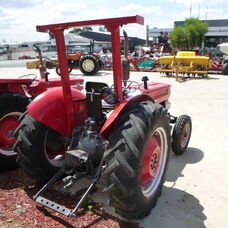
[101, 101, 170, 219]
[0, 92, 29, 171]
[222, 63, 228, 75]
[171, 115, 192, 155]
[79, 55, 99, 76]
[14, 114, 66, 183]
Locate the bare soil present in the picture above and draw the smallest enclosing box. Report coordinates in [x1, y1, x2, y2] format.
[0, 168, 138, 228]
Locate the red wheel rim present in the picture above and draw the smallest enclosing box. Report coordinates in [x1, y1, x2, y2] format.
[0, 115, 19, 147]
[140, 127, 168, 198]
[44, 129, 66, 167]
[180, 123, 190, 148]
[141, 134, 161, 185]
[180, 127, 187, 144]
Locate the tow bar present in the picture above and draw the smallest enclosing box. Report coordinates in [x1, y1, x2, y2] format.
[33, 149, 106, 217]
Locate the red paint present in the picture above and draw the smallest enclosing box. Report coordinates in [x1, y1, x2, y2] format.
[107, 24, 123, 100]
[28, 87, 87, 136]
[37, 15, 144, 33]
[180, 127, 187, 144]
[0, 78, 83, 96]
[100, 102, 127, 137]
[0, 116, 19, 147]
[27, 78, 83, 97]
[35, 16, 144, 134]
[100, 82, 170, 138]
[128, 56, 150, 71]
[0, 78, 33, 95]
[141, 134, 161, 185]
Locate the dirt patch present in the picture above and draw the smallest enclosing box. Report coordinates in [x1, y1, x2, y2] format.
[0, 168, 138, 228]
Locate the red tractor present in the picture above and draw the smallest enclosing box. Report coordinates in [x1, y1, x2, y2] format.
[14, 16, 192, 219]
[0, 54, 83, 171]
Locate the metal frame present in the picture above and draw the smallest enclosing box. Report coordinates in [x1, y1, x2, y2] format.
[36, 15, 144, 135]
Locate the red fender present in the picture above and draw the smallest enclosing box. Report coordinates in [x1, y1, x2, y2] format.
[28, 87, 87, 135]
[100, 94, 153, 138]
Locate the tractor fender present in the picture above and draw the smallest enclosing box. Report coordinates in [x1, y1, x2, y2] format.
[100, 94, 153, 138]
[28, 87, 87, 135]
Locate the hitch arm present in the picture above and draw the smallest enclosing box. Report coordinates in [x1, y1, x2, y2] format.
[33, 151, 107, 217]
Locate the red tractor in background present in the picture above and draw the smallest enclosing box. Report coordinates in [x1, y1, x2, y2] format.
[14, 16, 192, 219]
[0, 47, 83, 171]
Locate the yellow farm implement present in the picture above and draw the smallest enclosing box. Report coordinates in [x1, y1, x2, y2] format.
[158, 51, 212, 81]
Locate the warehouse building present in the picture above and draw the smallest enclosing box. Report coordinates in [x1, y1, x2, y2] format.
[149, 19, 228, 48]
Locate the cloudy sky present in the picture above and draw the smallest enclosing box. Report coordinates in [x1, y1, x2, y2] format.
[1, 0, 228, 43]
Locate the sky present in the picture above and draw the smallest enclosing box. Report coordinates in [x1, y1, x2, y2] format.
[0, 0, 228, 43]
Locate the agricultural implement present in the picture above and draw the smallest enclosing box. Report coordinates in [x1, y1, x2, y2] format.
[26, 45, 58, 71]
[0, 62, 83, 171]
[14, 15, 192, 219]
[158, 51, 212, 81]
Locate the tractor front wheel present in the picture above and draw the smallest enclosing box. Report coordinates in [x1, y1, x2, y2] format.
[0, 92, 29, 171]
[172, 115, 192, 155]
[14, 114, 66, 183]
[102, 101, 170, 219]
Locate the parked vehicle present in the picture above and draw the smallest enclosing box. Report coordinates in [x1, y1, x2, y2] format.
[0, 60, 83, 171]
[14, 15, 192, 219]
[217, 43, 228, 75]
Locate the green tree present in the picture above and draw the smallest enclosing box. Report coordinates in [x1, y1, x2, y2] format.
[169, 18, 208, 50]
[169, 26, 187, 49]
[69, 26, 93, 34]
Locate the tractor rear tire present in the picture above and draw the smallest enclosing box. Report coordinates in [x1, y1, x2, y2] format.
[101, 101, 170, 219]
[79, 55, 99, 76]
[171, 115, 192, 155]
[14, 114, 66, 183]
[222, 63, 228, 75]
[0, 92, 29, 171]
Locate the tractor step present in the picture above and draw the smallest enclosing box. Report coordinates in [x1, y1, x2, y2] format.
[65, 149, 89, 162]
[35, 196, 73, 216]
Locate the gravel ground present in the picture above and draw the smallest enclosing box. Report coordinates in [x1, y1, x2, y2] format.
[0, 67, 228, 227]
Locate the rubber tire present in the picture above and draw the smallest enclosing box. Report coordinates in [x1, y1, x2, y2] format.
[0, 92, 29, 171]
[14, 114, 65, 183]
[45, 60, 53, 69]
[222, 63, 228, 75]
[55, 66, 73, 76]
[101, 101, 170, 219]
[79, 55, 99, 76]
[171, 115, 192, 155]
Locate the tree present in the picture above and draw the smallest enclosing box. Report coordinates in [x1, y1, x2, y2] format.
[169, 18, 208, 50]
[169, 26, 187, 49]
[69, 26, 93, 34]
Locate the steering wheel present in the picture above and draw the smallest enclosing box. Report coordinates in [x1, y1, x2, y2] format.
[111, 80, 140, 95]
[19, 74, 38, 80]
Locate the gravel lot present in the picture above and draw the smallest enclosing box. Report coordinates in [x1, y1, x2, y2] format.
[0, 66, 228, 228]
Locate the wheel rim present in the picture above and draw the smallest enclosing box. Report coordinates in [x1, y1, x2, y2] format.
[82, 59, 95, 72]
[44, 129, 66, 167]
[180, 123, 191, 148]
[0, 112, 21, 155]
[141, 127, 168, 198]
